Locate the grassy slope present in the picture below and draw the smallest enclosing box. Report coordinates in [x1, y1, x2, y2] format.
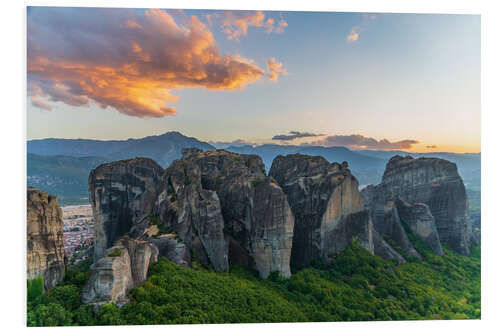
[27, 241, 480, 326]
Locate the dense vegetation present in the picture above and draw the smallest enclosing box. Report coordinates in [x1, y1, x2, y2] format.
[27, 238, 480, 326]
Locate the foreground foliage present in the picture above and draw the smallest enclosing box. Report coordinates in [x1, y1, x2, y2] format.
[27, 241, 480, 326]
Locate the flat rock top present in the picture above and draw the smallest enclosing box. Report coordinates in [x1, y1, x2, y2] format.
[93, 157, 164, 174]
[182, 149, 266, 179]
[270, 153, 351, 184]
[383, 155, 459, 180]
[28, 186, 59, 205]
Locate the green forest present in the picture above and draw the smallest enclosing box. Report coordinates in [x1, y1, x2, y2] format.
[27, 238, 480, 326]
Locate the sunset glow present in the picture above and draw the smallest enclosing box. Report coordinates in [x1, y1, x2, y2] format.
[27, 8, 480, 154]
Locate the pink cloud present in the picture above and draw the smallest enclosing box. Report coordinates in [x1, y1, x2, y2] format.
[27, 8, 285, 118]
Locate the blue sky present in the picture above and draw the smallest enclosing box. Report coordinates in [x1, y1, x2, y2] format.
[27, 8, 480, 153]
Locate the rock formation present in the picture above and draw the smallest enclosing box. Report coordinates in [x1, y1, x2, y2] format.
[184, 149, 294, 278]
[89, 158, 164, 261]
[362, 155, 470, 256]
[269, 154, 373, 270]
[153, 157, 228, 272]
[27, 187, 66, 290]
[395, 199, 444, 256]
[82, 236, 158, 306]
[361, 186, 422, 259]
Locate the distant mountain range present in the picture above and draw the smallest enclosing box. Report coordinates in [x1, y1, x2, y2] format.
[28, 131, 214, 167]
[27, 131, 480, 205]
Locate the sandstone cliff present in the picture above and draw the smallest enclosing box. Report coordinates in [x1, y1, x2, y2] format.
[382, 156, 469, 255]
[89, 158, 164, 261]
[184, 149, 294, 278]
[82, 236, 158, 306]
[362, 155, 470, 256]
[269, 155, 373, 270]
[153, 157, 228, 271]
[27, 187, 66, 290]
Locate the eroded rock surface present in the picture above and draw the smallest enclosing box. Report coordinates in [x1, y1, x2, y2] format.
[82, 236, 158, 306]
[365, 155, 471, 255]
[395, 199, 444, 256]
[184, 150, 294, 278]
[27, 187, 66, 290]
[153, 158, 228, 271]
[89, 158, 164, 261]
[269, 154, 373, 270]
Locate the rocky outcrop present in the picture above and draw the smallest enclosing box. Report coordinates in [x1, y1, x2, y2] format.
[395, 199, 444, 256]
[82, 236, 158, 306]
[27, 187, 66, 290]
[365, 155, 471, 255]
[372, 228, 406, 263]
[153, 158, 228, 271]
[361, 187, 422, 259]
[269, 154, 373, 270]
[89, 158, 164, 261]
[184, 150, 294, 278]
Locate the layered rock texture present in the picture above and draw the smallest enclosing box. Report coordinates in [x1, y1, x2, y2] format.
[89, 158, 164, 261]
[82, 236, 158, 306]
[362, 155, 471, 256]
[269, 155, 374, 270]
[27, 187, 66, 290]
[86, 150, 474, 305]
[152, 157, 228, 272]
[183, 149, 294, 278]
[89, 149, 294, 279]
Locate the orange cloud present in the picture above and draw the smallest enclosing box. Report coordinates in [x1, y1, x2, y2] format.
[216, 11, 288, 41]
[346, 27, 360, 42]
[267, 58, 288, 81]
[27, 8, 280, 117]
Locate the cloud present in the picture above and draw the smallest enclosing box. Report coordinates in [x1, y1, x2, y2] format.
[267, 58, 288, 81]
[272, 131, 326, 141]
[213, 11, 288, 41]
[27, 8, 282, 118]
[209, 139, 255, 149]
[311, 134, 419, 150]
[346, 27, 360, 42]
[30, 96, 52, 111]
[346, 13, 377, 43]
[426, 145, 437, 149]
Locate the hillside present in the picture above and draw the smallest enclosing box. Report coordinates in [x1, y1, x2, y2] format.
[27, 153, 108, 205]
[27, 242, 480, 326]
[28, 131, 215, 168]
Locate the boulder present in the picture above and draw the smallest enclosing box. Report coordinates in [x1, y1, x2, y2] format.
[269, 154, 373, 270]
[27, 187, 66, 290]
[89, 158, 164, 261]
[82, 237, 158, 306]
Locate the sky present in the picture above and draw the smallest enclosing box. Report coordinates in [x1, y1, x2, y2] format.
[27, 7, 481, 153]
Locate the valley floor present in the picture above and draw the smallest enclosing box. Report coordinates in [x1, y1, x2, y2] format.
[27, 241, 480, 326]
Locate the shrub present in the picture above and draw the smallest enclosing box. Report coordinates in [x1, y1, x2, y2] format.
[108, 249, 122, 257]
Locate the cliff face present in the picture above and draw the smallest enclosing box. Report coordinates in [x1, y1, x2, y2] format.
[381, 156, 470, 255]
[184, 149, 294, 278]
[362, 155, 470, 256]
[395, 199, 444, 256]
[89, 158, 164, 261]
[82, 236, 158, 306]
[27, 187, 66, 290]
[269, 155, 372, 270]
[153, 158, 228, 272]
